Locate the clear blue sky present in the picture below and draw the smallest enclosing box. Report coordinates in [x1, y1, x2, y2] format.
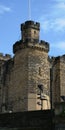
[0, 0, 65, 57]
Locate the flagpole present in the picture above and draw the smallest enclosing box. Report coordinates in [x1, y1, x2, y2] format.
[28, 0, 31, 20]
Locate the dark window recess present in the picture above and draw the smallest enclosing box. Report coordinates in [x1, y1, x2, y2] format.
[34, 31, 36, 34]
[39, 67, 41, 76]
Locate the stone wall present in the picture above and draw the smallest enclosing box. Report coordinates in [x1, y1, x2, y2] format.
[0, 43, 65, 112]
[60, 55, 65, 98]
[0, 54, 11, 112]
[27, 47, 50, 110]
[51, 55, 65, 108]
[7, 43, 50, 112]
[51, 57, 60, 108]
[8, 49, 28, 112]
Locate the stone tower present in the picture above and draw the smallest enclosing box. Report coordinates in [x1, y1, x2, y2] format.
[51, 55, 65, 108]
[10, 20, 50, 112]
[0, 20, 65, 113]
[0, 21, 50, 112]
[0, 53, 11, 112]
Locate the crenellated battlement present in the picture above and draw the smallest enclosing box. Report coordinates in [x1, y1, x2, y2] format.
[49, 54, 65, 67]
[60, 55, 65, 63]
[40, 40, 49, 51]
[13, 40, 49, 54]
[49, 56, 56, 64]
[49, 56, 60, 66]
[13, 40, 25, 54]
[28, 40, 49, 52]
[0, 53, 11, 61]
[21, 20, 40, 31]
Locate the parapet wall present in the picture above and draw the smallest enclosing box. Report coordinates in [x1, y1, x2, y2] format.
[60, 55, 65, 63]
[50, 56, 60, 66]
[50, 55, 65, 67]
[28, 40, 49, 52]
[0, 53, 11, 61]
[21, 20, 40, 31]
[13, 40, 49, 54]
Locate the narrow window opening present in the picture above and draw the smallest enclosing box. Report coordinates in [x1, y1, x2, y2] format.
[39, 67, 41, 76]
[34, 31, 36, 34]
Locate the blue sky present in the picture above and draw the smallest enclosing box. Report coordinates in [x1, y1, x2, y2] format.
[0, 0, 65, 57]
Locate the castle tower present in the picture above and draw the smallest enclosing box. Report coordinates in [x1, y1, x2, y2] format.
[52, 55, 65, 108]
[6, 20, 50, 112]
[0, 54, 11, 112]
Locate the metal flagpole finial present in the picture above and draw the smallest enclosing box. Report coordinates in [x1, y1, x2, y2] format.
[28, 0, 31, 20]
